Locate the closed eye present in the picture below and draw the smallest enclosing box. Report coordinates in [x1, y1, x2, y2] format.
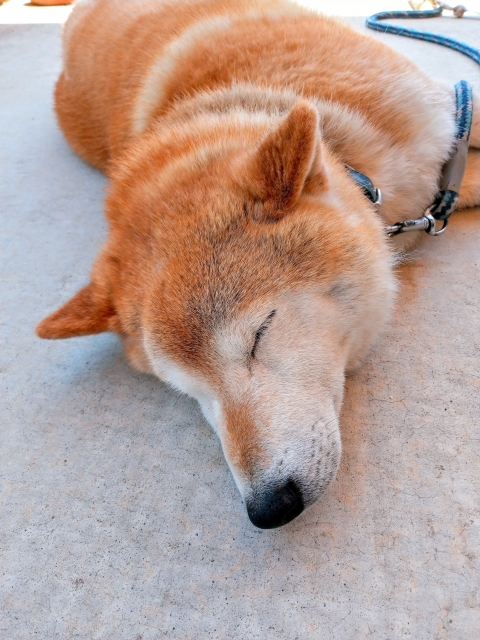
[250, 310, 276, 359]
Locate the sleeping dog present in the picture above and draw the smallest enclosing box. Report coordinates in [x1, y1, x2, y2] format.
[37, 0, 480, 528]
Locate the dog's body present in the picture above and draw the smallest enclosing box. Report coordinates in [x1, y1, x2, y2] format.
[37, 0, 480, 528]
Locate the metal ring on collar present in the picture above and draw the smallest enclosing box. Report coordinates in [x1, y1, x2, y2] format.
[425, 212, 448, 236]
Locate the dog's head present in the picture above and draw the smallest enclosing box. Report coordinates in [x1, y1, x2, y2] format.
[37, 98, 395, 527]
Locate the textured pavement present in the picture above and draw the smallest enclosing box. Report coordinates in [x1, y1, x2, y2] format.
[1, 8, 479, 640]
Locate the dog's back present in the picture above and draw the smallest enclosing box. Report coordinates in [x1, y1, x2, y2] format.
[57, 0, 453, 173]
[58, 0, 286, 167]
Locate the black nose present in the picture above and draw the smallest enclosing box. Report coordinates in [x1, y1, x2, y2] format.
[246, 481, 304, 529]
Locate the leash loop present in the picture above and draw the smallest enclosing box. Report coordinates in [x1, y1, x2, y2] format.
[427, 80, 472, 222]
[385, 79, 472, 236]
[366, 5, 478, 237]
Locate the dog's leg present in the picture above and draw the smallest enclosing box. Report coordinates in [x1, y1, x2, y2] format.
[469, 92, 480, 149]
[458, 149, 480, 209]
[121, 333, 154, 375]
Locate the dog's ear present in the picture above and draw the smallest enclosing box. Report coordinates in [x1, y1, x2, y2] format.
[246, 101, 324, 220]
[36, 282, 116, 339]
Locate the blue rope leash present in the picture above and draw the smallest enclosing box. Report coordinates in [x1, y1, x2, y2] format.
[366, 6, 480, 65]
[365, 6, 478, 233]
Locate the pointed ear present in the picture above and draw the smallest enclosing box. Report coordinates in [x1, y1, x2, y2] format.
[246, 101, 324, 219]
[36, 282, 116, 339]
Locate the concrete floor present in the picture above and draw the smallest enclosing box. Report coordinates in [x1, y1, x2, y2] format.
[1, 6, 479, 640]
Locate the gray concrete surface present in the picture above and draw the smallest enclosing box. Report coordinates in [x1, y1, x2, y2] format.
[1, 10, 480, 640]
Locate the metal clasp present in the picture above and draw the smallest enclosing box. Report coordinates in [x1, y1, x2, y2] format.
[386, 211, 448, 237]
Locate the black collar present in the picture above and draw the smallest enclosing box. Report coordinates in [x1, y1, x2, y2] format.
[345, 165, 382, 205]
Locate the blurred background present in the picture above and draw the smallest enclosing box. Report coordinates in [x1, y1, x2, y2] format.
[1, 0, 479, 24]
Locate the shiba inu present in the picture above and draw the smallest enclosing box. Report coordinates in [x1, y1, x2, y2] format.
[36, 0, 480, 528]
